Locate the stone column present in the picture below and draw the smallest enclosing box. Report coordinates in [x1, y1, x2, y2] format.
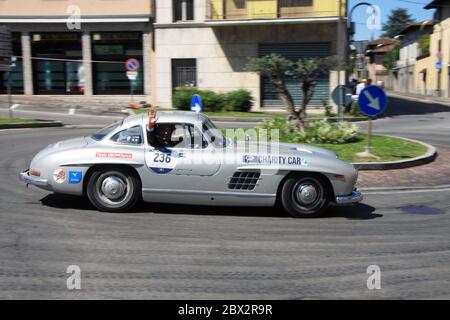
[143, 30, 152, 98]
[21, 32, 33, 95]
[81, 31, 93, 95]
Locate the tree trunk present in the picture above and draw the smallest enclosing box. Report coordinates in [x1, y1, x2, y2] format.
[299, 79, 317, 127]
[270, 76, 301, 127]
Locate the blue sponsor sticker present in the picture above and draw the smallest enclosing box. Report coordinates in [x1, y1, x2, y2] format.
[68, 171, 82, 184]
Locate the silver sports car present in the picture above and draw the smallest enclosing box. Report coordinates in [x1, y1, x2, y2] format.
[20, 112, 362, 218]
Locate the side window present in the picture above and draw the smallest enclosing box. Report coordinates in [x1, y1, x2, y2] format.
[110, 125, 143, 145]
[185, 124, 208, 149]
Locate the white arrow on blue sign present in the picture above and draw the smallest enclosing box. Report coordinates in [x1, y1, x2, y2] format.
[191, 94, 202, 113]
[358, 85, 387, 117]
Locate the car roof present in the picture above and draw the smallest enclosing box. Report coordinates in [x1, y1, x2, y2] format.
[122, 111, 208, 127]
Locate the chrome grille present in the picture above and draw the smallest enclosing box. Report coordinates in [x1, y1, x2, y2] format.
[228, 172, 261, 190]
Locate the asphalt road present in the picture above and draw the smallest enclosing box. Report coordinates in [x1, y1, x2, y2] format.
[1, 127, 449, 299]
[358, 96, 450, 147]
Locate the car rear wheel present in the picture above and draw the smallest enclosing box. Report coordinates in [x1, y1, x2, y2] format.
[280, 173, 330, 218]
[87, 167, 141, 212]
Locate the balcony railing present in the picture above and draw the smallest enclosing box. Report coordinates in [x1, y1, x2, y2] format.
[207, 0, 340, 20]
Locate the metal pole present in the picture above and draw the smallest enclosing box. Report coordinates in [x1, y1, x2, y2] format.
[366, 117, 372, 153]
[337, 0, 343, 121]
[7, 71, 13, 119]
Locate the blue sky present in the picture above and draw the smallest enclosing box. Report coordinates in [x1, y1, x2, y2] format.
[349, 0, 435, 40]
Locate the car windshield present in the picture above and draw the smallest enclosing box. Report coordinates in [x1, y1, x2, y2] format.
[91, 121, 122, 141]
[202, 118, 227, 148]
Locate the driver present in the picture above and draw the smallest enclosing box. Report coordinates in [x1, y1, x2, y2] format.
[146, 107, 180, 148]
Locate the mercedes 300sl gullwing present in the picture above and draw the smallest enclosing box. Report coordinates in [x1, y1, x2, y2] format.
[20, 112, 362, 218]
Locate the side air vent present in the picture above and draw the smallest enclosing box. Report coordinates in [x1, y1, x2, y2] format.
[228, 171, 261, 190]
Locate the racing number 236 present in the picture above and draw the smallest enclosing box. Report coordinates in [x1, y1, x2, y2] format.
[153, 152, 172, 163]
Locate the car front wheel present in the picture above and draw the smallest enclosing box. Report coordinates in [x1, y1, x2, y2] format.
[281, 173, 330, 218]
[87, 167, 141, 212]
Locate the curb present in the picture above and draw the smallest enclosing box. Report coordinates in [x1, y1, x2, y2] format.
[360, 184, 450, 192]
[210, 116, 368, 123]
[0, 120, 63, 129]
[353, 135, 437, 170]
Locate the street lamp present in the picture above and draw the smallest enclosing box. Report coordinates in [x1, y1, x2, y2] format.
[348, 2, 378, 41]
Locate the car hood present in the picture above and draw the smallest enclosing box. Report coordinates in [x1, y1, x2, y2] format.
[31, 136, 89, 165]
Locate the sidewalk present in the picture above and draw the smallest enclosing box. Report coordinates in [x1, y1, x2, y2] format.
[357, 146, 450, 189]
[0, 95, 148, 115]
[387, 90, 450, 106]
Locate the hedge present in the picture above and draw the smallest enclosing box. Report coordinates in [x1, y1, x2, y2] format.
[172, 87, 254, 112]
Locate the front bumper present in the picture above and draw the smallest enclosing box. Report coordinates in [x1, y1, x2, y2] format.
[335, 191, 363, 205]
[19, 169, 50, 188]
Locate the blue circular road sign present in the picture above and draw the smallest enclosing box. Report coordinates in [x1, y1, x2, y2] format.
[358, 85, 387, 117]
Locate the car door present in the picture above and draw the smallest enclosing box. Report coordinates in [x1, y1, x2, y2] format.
[143, 122, 221, 178]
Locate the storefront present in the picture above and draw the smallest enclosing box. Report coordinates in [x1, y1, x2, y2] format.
[31, 32, 83, 95]
[0, 32, 23, 94]
[92, 32, 144, 95]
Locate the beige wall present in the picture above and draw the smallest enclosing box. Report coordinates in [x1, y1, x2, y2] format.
[155, 23, 342, 110]
[0, 0, 152, 16]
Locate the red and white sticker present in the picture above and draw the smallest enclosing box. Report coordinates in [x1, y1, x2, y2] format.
[53, 169, 66, 184]
[96, 152, 133, 159]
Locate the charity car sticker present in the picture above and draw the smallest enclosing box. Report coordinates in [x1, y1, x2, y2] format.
[145, 149, 184, 174]
[68, 171, 83, 184]
[53, 169, 66, 184]
[243, 155, 309, 167]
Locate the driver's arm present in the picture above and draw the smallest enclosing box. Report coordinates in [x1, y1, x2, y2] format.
[146, 107, 158, 146]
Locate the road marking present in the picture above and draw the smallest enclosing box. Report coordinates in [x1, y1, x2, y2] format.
[10, 104, 20, 110]
[68, 108, 76, 115]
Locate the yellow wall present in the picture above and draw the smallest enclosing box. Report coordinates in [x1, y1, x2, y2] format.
[210, 0, 224, 19]
[415, 56, 433, 94]
[427, 18, 450, 96]
[0, 0, 152, 16]
[211, 0, 346, 20]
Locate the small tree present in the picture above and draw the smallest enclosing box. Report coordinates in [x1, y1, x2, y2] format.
[382, 8, 414, 38]
[294, 57, 334, 128]
[246, 54, 296, 117]
[246, 54, 333, 129]
[382, 44, 400, 71]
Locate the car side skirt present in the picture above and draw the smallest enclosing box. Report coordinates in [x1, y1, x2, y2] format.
[142, 188, 277, 207]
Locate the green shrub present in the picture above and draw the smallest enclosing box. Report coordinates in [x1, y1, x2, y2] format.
[223, 89, 254, 112]
[260, 118, 360, 144]
[172, 87, 224, 112]
[346, 101, 364, 117]
[173, 87, 254, 112]
[172, 87, 200, 111]
[198, 89, 224, 112]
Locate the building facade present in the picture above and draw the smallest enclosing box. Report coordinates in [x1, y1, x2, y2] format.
[364, 38, 399, 89]
[425, 0, 450, 98]
[0, 0, 154, 96]
[395, 21, 433, 94]
[154, 0, 347, 110]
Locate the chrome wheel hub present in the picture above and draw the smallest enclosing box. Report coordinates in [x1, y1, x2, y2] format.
[295, 184, 318, 205]
[101, 176, 126, 200]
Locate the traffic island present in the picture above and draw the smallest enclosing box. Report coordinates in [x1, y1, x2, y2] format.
[312, 134, 436, 170]
[0, 118, 63, 129]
